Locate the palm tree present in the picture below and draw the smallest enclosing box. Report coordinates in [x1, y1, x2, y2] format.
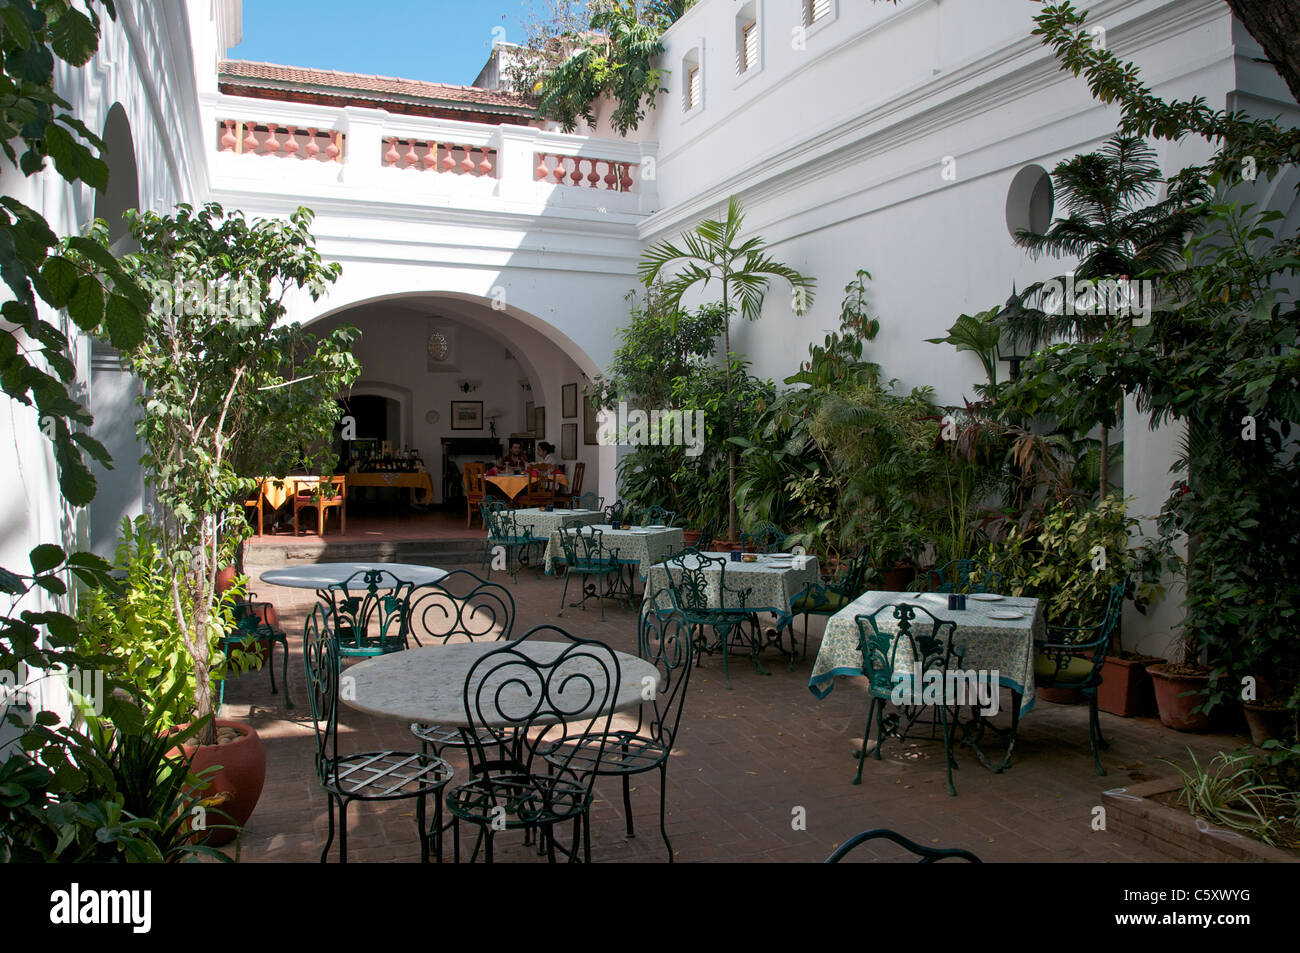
[1008, 135, 1207, 495]
[639, 196, 816, 540]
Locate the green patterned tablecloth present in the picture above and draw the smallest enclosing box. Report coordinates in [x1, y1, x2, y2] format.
[545, 524, 685, 577]
[513, 507, 604, 543]
[808, 590, 1044, 714]
[642, 552, 822, 614]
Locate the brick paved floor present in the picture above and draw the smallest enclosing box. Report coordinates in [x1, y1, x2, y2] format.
[226, 566, 1248, 863]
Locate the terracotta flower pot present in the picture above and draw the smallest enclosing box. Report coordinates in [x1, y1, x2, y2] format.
[1098, 654, 1163, 717]
[173, 719, 266, 846]
[879, 566, 915, 592]
[1243, 702, 1292, 748]
[1147, 663, 1212, 732]
[682, 530, 701, 548]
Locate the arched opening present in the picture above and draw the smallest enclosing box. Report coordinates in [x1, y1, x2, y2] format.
[264, 290, 610, 542]
[89, 104, 143, 558]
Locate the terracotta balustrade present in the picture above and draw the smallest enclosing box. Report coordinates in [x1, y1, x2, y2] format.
[218, 120, 343, 161]
[532, 154, 637, 192]
[380, 138, 497, 177]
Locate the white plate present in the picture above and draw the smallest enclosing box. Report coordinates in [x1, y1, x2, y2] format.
[647, 524, 668, 529]
[766, 560, 794, 568]
[988, 611, 1025, 620]
[629, 529, 651, 535]
[970, 593, 1005, 602]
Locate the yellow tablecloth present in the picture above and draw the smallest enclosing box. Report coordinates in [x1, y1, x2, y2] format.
[485, 471, 569, 500]
[346, 470, 435, 504]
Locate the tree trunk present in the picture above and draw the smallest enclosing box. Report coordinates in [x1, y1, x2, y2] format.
[723, 275, 737, 542]
[1224, 0, 1300, 107]
[1099, 424, 1109, 498]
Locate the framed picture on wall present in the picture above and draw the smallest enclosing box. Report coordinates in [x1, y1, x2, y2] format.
[533, 406, 545, 437]
[562, 383, 578, 418]
[584, 395, 599, 445]
[450, 400, 483, 430]
[561, 423, 577, 460]
[525, 400, 535, 431]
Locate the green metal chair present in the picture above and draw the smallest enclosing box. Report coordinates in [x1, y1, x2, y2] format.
[446, 623, 620, 863]
[695, 515, 719, 552]
[541, 602, 694, 861]
[217, 596, 292, 709]
[1035, 581, 1126, 775]
[407, 570, 517, 759]
[302, 605, 453, 863]
[854, 602, 963, 795]
[321, 568, 414, 659]
[639, 504, 677, 526]
[572, 491, 604, 511]
[557, 525, 622, 622]
[787, 544, 872, 665]
[826, 828, 981, 863]
[740, 522, 786, 554]
[604, 501, 630, 526]
[482, 504, 541, 583]
[662, 548, 756, 690]
[927, 559, 1003, 594]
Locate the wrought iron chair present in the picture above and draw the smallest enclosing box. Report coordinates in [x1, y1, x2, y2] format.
[826, 828, 982, 863]
[217, 597, 292, 709]
[541, 602, 693, 861]
[571, 491, 604, 511]
[926, 558, 1003, 594]
[482, 504, 541, 583]
[787, 545, 872, 664]
[321, 568, 414, 659]
[853, 602, 963, 795]
[407, 570, 516, 758]
[604, 501, 629, 526]
[740, 521, 786, 554]
[695, 515, 719, 552]
[302, 605, 453, 863]
[662, 548, 756, 690]
[639, 504, 677, 526]
[1035, 581, 1126, 775]
[557, 525, 622, 622]
[446, 624, 620, 863]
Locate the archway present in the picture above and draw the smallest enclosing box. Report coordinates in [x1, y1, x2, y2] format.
[308, 292, 611, 507]
[88, 104, 144, 558]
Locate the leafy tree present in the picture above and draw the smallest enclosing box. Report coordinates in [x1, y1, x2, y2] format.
[639, 195, 816, 540]
[112, 203, 360, 747]
[1003, 134, 1208, 496]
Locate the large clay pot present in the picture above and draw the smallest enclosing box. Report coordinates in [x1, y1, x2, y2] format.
[879, 566, 916, 592]
[1147, 663, 1211, 732]
[174, 719, 266, 846]
[1098, 654, 1163, 717]
[1243, 703, 1292, 747]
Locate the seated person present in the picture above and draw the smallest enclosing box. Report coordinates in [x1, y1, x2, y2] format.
[535, 441, 557, 466]
[501, 442, 528, 472]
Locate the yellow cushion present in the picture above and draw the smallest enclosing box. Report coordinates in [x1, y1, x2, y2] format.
[1035, 652, 1095, 683]
[794, 590, 850, 612]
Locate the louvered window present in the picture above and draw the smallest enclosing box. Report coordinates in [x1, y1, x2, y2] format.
[807, 0, 830, 25]
[687, 65, 701, 109]
[742, 20, 758, 72]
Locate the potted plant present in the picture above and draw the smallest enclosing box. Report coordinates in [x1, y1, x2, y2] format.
[1147, 631, 1213, 732]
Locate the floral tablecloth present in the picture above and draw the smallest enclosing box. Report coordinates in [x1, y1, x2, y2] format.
[513, 507, 604, 543]
[642, 552, 821, 614]
[809, 590, 1044, 714]
[546, 524, 685, 577]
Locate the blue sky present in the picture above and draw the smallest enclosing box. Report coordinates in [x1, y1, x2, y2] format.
[233, 1, 537, 86]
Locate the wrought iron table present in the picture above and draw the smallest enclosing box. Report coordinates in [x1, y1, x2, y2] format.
[810, 590, 1045, 772]
[341, 640, 659, 728]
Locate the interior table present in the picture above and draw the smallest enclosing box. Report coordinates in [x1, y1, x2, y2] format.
[809, 590, 1045, 772]
[346, 470, 436, 506]
[485, 471, 569, 502]
[341, 640, 660, 728]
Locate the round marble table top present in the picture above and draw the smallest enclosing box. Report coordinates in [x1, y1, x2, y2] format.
[259, 562, 448, 590]
[342, 641, 660, 728]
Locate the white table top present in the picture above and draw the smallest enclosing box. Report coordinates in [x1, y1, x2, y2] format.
[259, 562, 448, 590]
[342, 640, 659, 728]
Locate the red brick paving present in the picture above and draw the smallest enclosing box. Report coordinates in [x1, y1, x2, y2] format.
[224, 563, 1249, 863]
